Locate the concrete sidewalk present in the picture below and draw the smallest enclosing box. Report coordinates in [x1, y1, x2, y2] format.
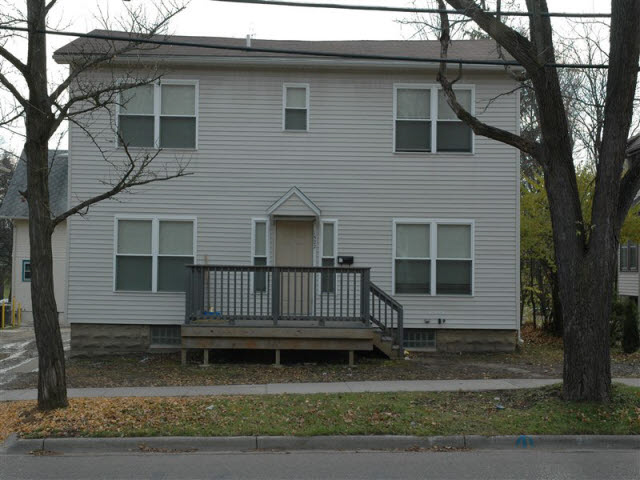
[1, 377, 639, 401]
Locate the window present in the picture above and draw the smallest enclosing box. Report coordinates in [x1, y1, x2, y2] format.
[436, 224, 472, 294]
[252, 219, 268, 292]
[620, 241, 638, 272]
[404, 329, 436, 349]
[321, 221, 337, 293]
[115, 217, 195, 292]
[437, 90, 473, 152]
[283, 84, 309, 131]
[394, 220, 474, 295]
[394, 223, 431, 294]
[151, 325, 181, 346]
[394, 84, 474, 153]
[118, 81, 197, 149]
[22, 260, 31, 282]
[395, 88, 431, 152]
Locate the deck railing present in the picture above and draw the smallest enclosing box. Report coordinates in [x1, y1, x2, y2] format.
[185, 265, 371, 325]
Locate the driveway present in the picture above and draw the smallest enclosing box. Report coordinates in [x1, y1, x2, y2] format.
[0, 325, 70, 387]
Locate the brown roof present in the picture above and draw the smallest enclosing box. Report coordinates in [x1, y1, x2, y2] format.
[54, 30, 514, 66]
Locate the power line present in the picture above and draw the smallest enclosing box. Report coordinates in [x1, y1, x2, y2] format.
[0, 25, 617, 69]
[209, 0, 612, 18]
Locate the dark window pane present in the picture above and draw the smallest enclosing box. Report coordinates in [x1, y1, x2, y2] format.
[437, 121, 472, 152]
[118, 115, 154, 147]
[395, 259, 430, 294]
[321, 257, 335, 293]
[158, 256, 194, 292]
[630, 245, 638, 270]
[396, 120, 431, 152]
[436, 260, 472, 295]
[116, 256, 152, 291]
[254, 256, 267, 292]
[160, 117, 196, 148]
[285, 109, 307, 130]
[621, 246, 628, 271]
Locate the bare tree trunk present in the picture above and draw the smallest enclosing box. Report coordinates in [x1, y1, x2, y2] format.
[550, 269, 563, 336]
[25, 0, 67, 410]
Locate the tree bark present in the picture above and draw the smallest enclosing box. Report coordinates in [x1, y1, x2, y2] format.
[25, 0, 67, 410]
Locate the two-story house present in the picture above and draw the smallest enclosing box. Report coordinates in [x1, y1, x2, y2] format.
[55, 33, 521, 360]
[618, 134, 640, 304]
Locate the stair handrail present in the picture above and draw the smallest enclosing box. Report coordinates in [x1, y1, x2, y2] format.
[369, 282, 403, 348]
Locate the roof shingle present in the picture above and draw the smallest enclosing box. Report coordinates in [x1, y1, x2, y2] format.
[0, 150, 68, 219]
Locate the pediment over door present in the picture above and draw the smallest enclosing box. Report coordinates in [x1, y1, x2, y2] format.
[267, 186, 321, 217]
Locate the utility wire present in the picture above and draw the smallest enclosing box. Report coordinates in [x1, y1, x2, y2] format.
[209, 0, 612, 18]
[0, 25, 620, 69]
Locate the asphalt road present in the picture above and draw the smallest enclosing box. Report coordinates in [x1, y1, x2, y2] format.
[1, 449, 639, 480]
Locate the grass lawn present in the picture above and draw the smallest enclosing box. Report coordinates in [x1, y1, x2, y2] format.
[1, 384, 638, 441]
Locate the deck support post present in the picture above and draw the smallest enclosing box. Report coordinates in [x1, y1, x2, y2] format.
[348, 350, 355, 367]
[181, 349, 187, 366]
[274, 349, 281, 367]
[202, 348, 209, 367]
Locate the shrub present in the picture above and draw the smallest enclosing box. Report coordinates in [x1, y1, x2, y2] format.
[622, 299, 640, 354]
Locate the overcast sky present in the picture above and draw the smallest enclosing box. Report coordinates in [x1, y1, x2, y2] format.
[0, 0, 613, 153]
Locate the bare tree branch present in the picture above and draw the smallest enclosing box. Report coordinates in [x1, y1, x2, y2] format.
[52, 134, 192, 226]
[436, 1, 540, 158]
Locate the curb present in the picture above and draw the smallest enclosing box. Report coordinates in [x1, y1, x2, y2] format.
[3, 434, 639, 454]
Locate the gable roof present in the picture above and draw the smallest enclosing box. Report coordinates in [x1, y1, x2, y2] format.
[0, 150, 68, 220]
[54, 31, 514, 69]
[267, 187, 321, 217]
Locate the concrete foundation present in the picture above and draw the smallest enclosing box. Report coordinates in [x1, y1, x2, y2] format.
[435, 329, 517, 353]
[70, 323, 517, 356]
[70, 324, 151, 357]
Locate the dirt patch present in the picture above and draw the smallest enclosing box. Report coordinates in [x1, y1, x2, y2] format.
[3, 327, 639, 390]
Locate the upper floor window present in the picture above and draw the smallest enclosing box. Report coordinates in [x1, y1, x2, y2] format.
[620, 241, 638, 272]
[394, 85, 473, 153]
[394, 220, 473, 295]
[115, 217, 195, 292]
[22, 259, 31, 282]
[283, 84, 309, 131]
[118, 81, 198, 149]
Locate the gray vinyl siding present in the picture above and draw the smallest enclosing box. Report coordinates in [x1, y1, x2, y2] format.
[618, 271, 639, 298]
[67, 66, 519, 330]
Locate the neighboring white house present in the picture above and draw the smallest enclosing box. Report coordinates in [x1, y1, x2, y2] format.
[55, 33, 521, 356]
[0, 150, 69, 325]
[618, 135, 640, 303]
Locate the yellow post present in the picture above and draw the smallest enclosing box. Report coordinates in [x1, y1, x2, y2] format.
[1, 302, 4, 329]
[11, 296, 15, 327]
[18, 303, 21, 327]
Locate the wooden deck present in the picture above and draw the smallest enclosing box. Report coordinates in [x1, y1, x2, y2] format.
[183, 265, 404, 365]
[181, 323, 375, 366]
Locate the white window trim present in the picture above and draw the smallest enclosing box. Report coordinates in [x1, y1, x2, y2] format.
[392, 219, 475, 296]
[251, 217, 270, 293]
[113, 214, 198, 293]
[115, 79, 199, 150]
[282, 83, 310, 132]
[393, 84, 475, 154]
[251, 217, 271, 265]
[320, 219, 338, 265]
